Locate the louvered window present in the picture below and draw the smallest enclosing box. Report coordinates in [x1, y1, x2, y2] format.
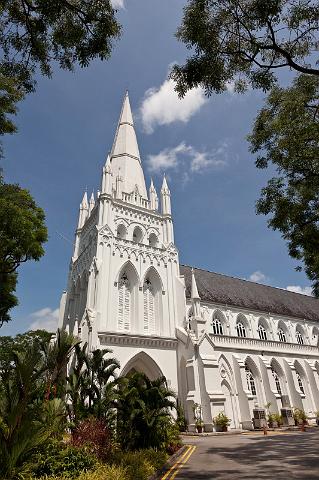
[296, 330, 304, 345]
[118, 273, 131, 331]
[236, 322, 246, 338]
[245, 364, 257, 396]
[143, 278, 155, 334]
[296, 372, 305, 394]
[258, 324, 267, 340]
[212, 318, 223, 335]
[271, 367, 282, 395]
[278, 328, 286, 343]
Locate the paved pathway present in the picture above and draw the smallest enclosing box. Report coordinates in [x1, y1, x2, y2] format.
[172, 429, 319, 479]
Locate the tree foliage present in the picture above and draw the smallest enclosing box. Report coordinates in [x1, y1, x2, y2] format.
[248, 74, 319, 295]
[172, 0, 319, 96]
[0, 0, 121, 148]
[116, 372, 177, 451]
[0, 177, 48, 324]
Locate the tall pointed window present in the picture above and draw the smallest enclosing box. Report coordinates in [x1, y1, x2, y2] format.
[245, 364, 257, 396]
[271, 367, 282, 395]
[236, 322, 246, 338]
[258, 324, 267, 340]
[278, 328, 286, 343]
[118, 273, 131, 331]
[296, 372, 305, 394]
[296, 330, 304, 345]
[143, 278, 156, 334]
[212, 318, 223, 335]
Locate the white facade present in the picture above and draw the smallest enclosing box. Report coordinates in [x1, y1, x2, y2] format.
[59, 93, 319, 430]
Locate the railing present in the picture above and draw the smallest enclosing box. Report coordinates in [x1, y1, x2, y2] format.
[209, 334, 319, 355]
[121, 192, 150, 210]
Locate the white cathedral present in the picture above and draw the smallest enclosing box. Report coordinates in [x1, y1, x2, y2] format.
[59, 92, 319, 431]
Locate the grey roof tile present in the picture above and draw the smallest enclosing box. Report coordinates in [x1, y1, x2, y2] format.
[180, 265, 319, 322]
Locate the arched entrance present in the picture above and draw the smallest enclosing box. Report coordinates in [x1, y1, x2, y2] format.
[120, 351, 164, 381]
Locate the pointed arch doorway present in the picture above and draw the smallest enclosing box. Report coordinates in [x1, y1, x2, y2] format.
[121, 351, 164, 381]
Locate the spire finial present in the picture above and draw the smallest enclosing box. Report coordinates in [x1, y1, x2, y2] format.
[191, 268, 200, 300]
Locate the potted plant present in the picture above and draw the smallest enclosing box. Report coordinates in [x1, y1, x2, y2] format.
[267, 413, 278, 428]
[195, 418, 204, 433]
[193, 403, 204, 433]
[273, 413, 283, 427]
[293, 407, 308, 426]
[213, 412, 231, 432]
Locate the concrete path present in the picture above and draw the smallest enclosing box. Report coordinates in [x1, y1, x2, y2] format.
[172, 429, 319, 479]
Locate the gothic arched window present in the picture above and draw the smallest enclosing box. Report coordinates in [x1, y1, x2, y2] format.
[245, 364, 257, 396]
[296, 372, 305, 394]
[271, 367, 282, 395]
[236, 322, 246, 338]
[143, 278, 156, 334]
[118, 273, 131, 331]
[278, 328, 286, 343]
[212, 318, 223, 335]
[296, 330, 304, 345]
[258, 324, 267, 341]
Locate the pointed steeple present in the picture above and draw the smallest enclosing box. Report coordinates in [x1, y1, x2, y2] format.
[110, 92, 147, 198]
[77, 191, 88, 228]
[161, 174, 170, 194]
[149, 178, 158, 210]
[101, 153, 113, 194]
[191, 268, 200, 300]
[161, 174, 171, 215]
[191, 268, 201, 320]
[89, 192, 95, 214]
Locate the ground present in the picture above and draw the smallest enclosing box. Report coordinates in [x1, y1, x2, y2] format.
[166, 429, 319, 479]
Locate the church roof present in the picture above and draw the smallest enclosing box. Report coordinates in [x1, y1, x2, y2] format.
[180, 265, 319, 322]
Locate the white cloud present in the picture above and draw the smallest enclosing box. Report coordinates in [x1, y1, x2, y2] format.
[29, 307, 59, 332]
[248, 271, 268, 283]
[286, 285, 313, 296]
[140, 79, 207, 134]
[147, 141, 228, 178]
[111, 0, 125, 8]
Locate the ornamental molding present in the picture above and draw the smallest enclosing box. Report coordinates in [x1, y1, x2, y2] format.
[98, 332, 177, 350]
[209, 333, 319, 357]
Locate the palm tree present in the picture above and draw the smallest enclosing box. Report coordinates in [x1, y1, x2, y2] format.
[43, 329, 81, 399]
[116, 372, 177, 450]
[0, 343, 65, 478]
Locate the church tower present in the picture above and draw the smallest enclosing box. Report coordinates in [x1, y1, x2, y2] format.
[59, 93, 182, 388]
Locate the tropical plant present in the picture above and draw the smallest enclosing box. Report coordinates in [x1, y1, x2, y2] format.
[293, 407, 308, 425]
[26, 441, 97, 479]
[213, 412, 231, 429]
[116, 372, 177, 450]
[0, 342, 66, 478]
[41, 329, 81, 400]
[66, 345, 120, 427]
[176, 399, 188, 432]
[71, 417, 112, 461]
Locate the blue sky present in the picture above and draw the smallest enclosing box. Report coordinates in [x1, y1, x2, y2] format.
[1, 0, 312, 335]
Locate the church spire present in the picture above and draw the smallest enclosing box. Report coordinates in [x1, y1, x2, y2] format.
[149, 178, 158, 210]
[191, 268, 201, 322]
[161, 174, 171, 215]
[110, 92, 147, 198]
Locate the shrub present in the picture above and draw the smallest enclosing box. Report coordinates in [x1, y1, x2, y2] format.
[213, 412, 231, 428]
[71, 418, 112, 461]
[293, 408, 308, 424]
[77, 464, 128, 480]
[26, 441, 97, 478]
[111, 448, 169, 480]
